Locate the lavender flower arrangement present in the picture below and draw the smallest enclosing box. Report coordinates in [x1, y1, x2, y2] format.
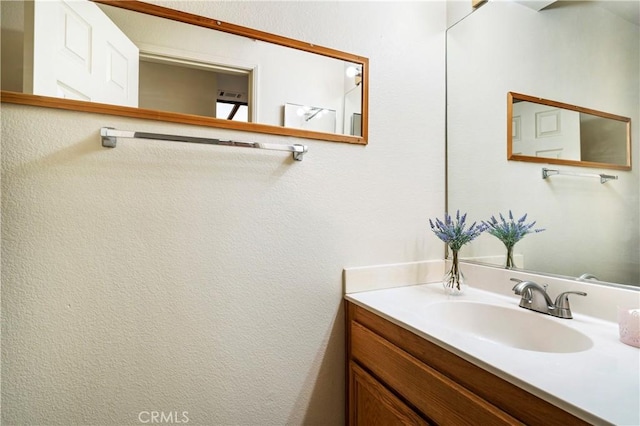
[429, 211, 486, 294]
[429, 210, 486, 251]
[482, 210, 544, 268]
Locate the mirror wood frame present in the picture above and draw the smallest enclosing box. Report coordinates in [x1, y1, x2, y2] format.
[507, 92, 631, 171]
[0, 0, 369, 145]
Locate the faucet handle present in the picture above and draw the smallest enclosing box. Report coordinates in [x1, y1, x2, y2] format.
[554, 291, 587, 319]
[555, 291, 587, 308]
[510, 278, 522, 291]
[510, 278, 545, 295]
[510, 278, 533, 292]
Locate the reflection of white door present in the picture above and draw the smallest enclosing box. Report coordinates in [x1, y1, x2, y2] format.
[512, 102, 581, 160]
[24, 0, 138, 106]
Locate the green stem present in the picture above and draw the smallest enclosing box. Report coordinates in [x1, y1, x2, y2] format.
[505, 245, 515, 269]
[448, 250, 462, 290]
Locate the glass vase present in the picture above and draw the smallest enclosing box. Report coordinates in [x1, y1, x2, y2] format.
[505, 245, 515, 269]
[443, 249, 466, 295]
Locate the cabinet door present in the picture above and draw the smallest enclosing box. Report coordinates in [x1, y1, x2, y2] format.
[349, 361, 430, 426]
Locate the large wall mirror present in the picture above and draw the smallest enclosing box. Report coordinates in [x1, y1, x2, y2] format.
[0, 0, 368, 144]
[447, 0, 639, 287]
[508, 92, 631, 170]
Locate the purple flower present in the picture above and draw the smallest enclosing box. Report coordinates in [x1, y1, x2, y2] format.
[482, 210, 544, 249]
[429, 210, 486, 251]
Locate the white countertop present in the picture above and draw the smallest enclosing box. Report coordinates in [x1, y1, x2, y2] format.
[346, 283, 640, 426]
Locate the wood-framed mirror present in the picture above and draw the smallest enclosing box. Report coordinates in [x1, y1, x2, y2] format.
[507, 92, 631, 170]
[0, 0, 369, 144]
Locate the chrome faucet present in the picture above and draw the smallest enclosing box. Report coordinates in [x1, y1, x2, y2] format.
[510, 278, 587, 319]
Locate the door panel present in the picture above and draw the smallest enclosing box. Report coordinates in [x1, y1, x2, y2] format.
[25, 0, 138, 106]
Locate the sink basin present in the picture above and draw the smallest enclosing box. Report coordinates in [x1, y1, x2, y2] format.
[423, 301, 593, 353]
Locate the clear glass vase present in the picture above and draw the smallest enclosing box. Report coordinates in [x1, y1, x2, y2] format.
[505, 245, 515, 269]
[443, 249, 466, 295]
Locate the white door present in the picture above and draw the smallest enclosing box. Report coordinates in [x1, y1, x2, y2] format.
[24, 0, 139, 107]
[512, 102, 581, 161]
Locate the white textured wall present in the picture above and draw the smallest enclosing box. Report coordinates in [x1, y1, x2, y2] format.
[448, 1, 639, 285]
[1, 2, 446, 425]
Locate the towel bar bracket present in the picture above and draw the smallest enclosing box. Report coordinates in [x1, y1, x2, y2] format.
[292, 145, 306, 161]
[101, 127, 118, 148]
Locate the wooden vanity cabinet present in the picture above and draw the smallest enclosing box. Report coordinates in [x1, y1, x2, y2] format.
[345, 300, 590, 426]
[350, 361, 430, 425]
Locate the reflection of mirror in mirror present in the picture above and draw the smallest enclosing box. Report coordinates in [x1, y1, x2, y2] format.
[0, 0, 367, 143]
[508, 92, 631, 169]
[284, 103, 336, 133]
[447, 0, 639, 287]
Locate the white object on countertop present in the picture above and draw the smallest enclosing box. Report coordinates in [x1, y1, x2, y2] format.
[618, 307, 640, 348]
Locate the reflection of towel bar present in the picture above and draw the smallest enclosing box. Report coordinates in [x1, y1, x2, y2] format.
[542, 167, 617, 184]
[100, 127, 308, 161]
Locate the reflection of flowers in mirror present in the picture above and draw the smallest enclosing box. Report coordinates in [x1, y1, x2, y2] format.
[483, 211, 544, 247]
[483, 210, 545, 269]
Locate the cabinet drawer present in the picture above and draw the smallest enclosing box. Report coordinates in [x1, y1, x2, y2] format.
[350, 361, 430, 426]
[351, 321, 522, 425]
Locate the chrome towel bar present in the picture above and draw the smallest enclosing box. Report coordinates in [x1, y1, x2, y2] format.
[100, 127, 308, 161]
[542, 167, 617, 184]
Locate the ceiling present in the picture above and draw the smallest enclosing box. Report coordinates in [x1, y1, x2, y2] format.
[514, 1, 640, 26]
[593, 0, 640, 26]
